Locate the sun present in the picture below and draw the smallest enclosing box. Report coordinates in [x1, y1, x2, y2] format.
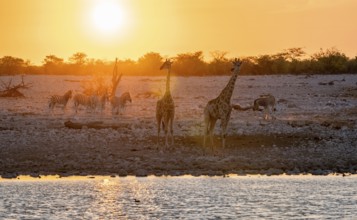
[90, 0, 126, 35]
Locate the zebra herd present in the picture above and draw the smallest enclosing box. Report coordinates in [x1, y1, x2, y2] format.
[48, 90, 132, 115]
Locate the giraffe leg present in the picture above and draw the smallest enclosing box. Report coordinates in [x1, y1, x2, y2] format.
[169, 116, 174, 146]
[221, 120, 228, 149]
[209, 118, 217, 153]
[164, 118, 169, 150]
[203, 114, 210, 148]
[203, 117, 210, 155]
[156, 115, 162, 149]
[156, 100, 163, 150]
[221, 111, 231, 149]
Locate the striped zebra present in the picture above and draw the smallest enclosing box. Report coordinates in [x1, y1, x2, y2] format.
[110, 92, 132, 115]
[91, 92, 109, 113]
[48, 90, 73, 111]
[73, 93, 95, 113]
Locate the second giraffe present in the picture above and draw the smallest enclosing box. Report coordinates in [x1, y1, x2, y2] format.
[203, 58, 243, 151]
[156, 59, 175, 149]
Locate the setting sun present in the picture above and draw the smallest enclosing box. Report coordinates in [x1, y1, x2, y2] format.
[1, 0, 357, 64]
[90, 0, 126, 36]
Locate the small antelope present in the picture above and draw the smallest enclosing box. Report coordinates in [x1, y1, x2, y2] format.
[253, 94, 276, 120]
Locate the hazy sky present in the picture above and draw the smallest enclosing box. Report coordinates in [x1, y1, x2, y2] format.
[1, 0, 357, 64]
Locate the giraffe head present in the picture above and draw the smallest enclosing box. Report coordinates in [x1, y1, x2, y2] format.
[160, 59, 173, 70]
[231, 58, 243, 73]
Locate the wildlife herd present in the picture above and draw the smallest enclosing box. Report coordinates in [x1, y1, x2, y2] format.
[48, 59, 277, 152]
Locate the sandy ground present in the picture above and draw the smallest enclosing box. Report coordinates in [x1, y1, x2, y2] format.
[0, 74, 356, 177]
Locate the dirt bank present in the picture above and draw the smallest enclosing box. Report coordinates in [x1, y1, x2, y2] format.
[1, 130, 356, 178]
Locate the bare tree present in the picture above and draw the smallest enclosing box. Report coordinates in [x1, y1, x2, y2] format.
[111, 58, 123, 97]
[0, 75, 32, 97]
[210, 50, 228, 62]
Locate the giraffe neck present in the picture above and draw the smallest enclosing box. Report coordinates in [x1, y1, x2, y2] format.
[165, 68, 171, 95]
[218, 70, 239, 103]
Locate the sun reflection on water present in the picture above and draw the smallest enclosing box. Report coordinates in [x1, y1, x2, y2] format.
[1, 176, 356, 219]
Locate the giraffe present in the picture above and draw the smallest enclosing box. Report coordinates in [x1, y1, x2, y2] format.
[203, 58, 243, 151]
[156, 59, 175, 149]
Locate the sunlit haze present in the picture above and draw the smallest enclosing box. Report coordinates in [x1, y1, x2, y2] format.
[90, 0, 127, 36]
[1, 0, 357, 64]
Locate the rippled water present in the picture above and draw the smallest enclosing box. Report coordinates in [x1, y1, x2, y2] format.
[0, 176, 356, 219]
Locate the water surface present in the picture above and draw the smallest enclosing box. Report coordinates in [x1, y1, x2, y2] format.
[0, 176, 356, 219]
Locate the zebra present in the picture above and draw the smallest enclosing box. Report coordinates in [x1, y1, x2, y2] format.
[91, 92, 109, 113]
[110, 92, 132, 115]
[253, 94, 276, 120]
[48, 90, 73, 111]
[73, 93, 95, 113]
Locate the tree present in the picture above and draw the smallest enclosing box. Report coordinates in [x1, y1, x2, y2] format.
[347, 56, 357, 73]
[42, 55, 64, 74]
[117, 59, 138, 75]
[208, 51, 231, 75]
[284, 47, 306, 61]
[43, 55, 64, 65]
[68, 52, 88, 74]
[173, 51, 207, 76]
[311, 48, 349, 74]
[0, 56, 27, 75]
[69, 52, 88, 65]
[84, 58, 112, 75]
[137, 52, 163, 75]
[210, 50, 228, 62]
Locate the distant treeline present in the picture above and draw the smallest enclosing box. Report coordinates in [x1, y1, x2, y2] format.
[1, 47, 356, 76]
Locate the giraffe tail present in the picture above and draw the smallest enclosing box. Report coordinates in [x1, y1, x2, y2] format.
[162, 121, 165, 130]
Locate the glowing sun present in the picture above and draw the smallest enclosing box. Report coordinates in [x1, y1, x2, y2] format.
[91, 0, 126, 35]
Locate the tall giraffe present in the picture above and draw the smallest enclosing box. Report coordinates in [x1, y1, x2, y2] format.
[156, 59, 175, 149]
[203, 58, 243, 151]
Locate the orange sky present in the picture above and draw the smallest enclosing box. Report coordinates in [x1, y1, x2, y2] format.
[1, 0, 357, 64]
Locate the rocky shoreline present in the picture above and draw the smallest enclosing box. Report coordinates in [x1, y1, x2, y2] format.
[1, 129, 356, 179]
